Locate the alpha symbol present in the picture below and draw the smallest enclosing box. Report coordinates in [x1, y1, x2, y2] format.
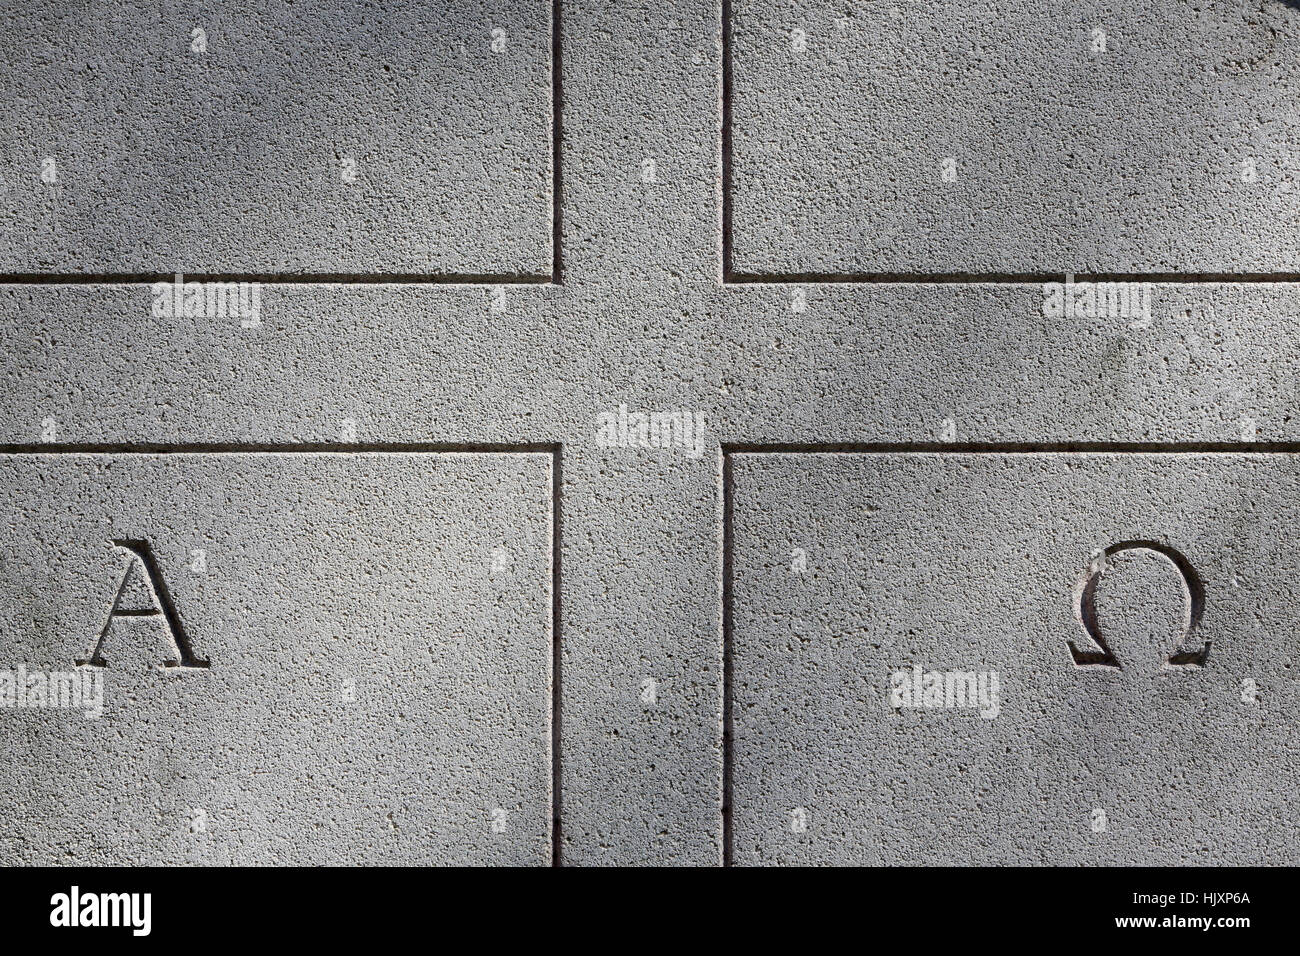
[77, 540, 209, 669]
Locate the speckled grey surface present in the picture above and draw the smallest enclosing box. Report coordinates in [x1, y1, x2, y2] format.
[1, 0, 1299, 867]
[730, 0, 1300, 275]
[0, 453, 553, 864]
[729, 453, 1300, 864]
[0, 0, 552, 275]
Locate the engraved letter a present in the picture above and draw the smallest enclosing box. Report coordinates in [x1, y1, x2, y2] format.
[77, 540, 209, 669]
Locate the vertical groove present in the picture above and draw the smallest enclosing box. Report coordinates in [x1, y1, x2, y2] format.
[551, 0, 564, 285]
[551, 444, 564, 865]
[720, 0, 734, 283]
[721, 449, 735, 865]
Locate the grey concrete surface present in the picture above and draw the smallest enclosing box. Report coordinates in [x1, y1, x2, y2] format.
[0, 453, 553, 864]
[0, 0, 553, 276]
[729, 452, 1300, 864]
[730, 0, 1300, 275]
[1, 0, 1299, 866]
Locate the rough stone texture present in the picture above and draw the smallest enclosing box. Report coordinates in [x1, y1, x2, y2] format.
[730, 0, 1300, 275]
[0, 0, 553, 275]
[729, 452, 1300, 864]
[1, 0, 1299, 866]
[0, 452, 553, 864]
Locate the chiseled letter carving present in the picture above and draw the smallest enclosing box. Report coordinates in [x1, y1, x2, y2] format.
[77, 540, 209, 669]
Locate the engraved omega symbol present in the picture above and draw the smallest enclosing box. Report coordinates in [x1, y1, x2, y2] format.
[1069, 540, 1209, 669]
[76, 539, 210, 670]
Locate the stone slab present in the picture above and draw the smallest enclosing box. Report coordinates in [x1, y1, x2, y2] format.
[0, 451, 553, 864]
[0, 0, 553, 276]
[728, 451, 1300, 864]
[729, 0, 1300, 275]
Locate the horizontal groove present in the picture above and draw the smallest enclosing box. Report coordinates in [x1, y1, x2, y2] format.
[723, 272, 1300, 285]
[0, 273, 553, 286]
[724, 441, 1300, 455]
[0, 442, 559, 456]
